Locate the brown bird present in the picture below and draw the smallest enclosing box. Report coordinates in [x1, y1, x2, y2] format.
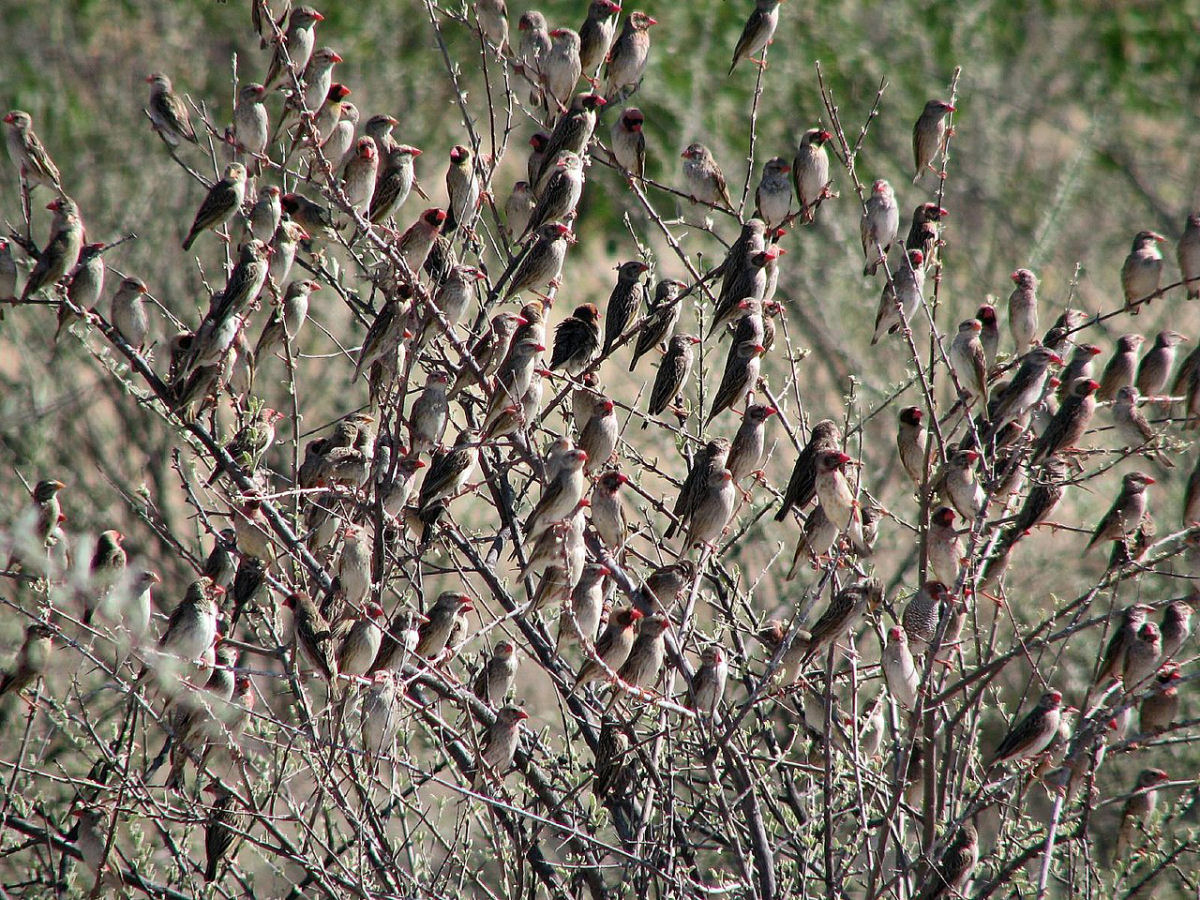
[1083, 471, 1153, 555]
[814, 450, 855, 531]
[913, 822, 978, 900]
[896, 406, 927, 485]
[1114, 768, 1170, 859]
[181, 163, 247, 251]
[706, 339, 764, 425]
[473, 705, 528, 787]
[1121, 621, 1161, 692]
[901, 580, 953, 656]
[416, 591, 473, 659]
[285, 591, 337, 681]
[1096, 604, 1152, 686]
[689, 645, 728, 715]
[1121, 230, 1167, 314]
[860, 178, 900, 276]
[683, 468, 736, 548]
[727, 403, 776, 483]
[1159, 596, 1194, 660]
[0, 622, 53, 698]
[645, 332, 698, 422]
[1139, 667, 1181, 733]
[882, 626, 919, 710]
[614, 611, 669, 696]
[21, 197, 84, 302]
[604, 11, 657, 102]
[911, 99, 955, 183]
[1135, 329, 1187, 399]
[1097, 333, 1146, 402]
[906, 203, 947, 267]
[202, 782, 245, 883]
[474, 640, 518, 707]
[667, 438, 730, 539]
[571, 606, 643, 694]
[803, 580, 883, 664]
[610, 107, 646, 179]
[1030, 377, 1098, 463]
[792, 128, 832, 223]
[4, 110, 62, 192]
[728, 0, 782, 74]
[680, 142, 733, 208]
[988, 689, 1063, 766]
[776, 420, 841, 520]
[146, 73, 197, 146]
[1178, 212, 1200, 299]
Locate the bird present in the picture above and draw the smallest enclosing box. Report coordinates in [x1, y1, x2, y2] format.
[516, 11, 552, 106]
[3, 110, 62, 192]
[905, 203, 947, 266]
[145, 73, 197, 146]
[754, 156, 792, 229]
[1121, 230, 1167, 314]
[416, 432, 480, 535]
[0, 622, 53, 698]
[524, 151, 585, 238]
[684, 468, 735, 548]
[504, 221, 574, 299]
[579, 399, 618, 475]
[1096, 604, 1152, 686]
[579, 0, 622, 73]
[525, 448, 589, 539]
[334, 604, 386, 678]
[1112, 386, 1172, 466]
[1139, 668, 1181, 733]
[549, 302, 601, 374]
[896, 406, 928, 486]
[416, 592, 474, 659]
[0, 237, 17, 304]
[396, 208, 447, 273]
[776, 420, 842, 520]
[109, 276, 150, 351]
[1083, 471, 1154, 554]
[20, 197, 84, 301]
[263, 5, 324, 88]
[814, 450, 855, 531]
[157, 580, 222, 665]
[83, 529, 127, 626]
[543, 28, 583, 112]
[533, 93, 606, 189]
[571, 607, 643, 694]
[792, 128, 833, 222]
[729, 0, 782, 75]
[630, 279, 686, 371]
[935, 449, 984, 521]
[610, 107, 646, 179]
[181, 163, 247, 251]
[359, 670, 401, 764]
[926, 506, 963, 587]
[370, 144, 421, 224]
[1135, 329, 1188, 399]
[556, 563, 609, 651]
[977, 303, 999, 371]
[949, 319, 988, 409]
[1097, 333, 1146, 401]
[726, 403, 776, 483]
[444, 144, 480, 234]
[474, 640, 518, 707]
[987, 346, 1063, 432]
[408, 371, 451, 454]
[504, 180, 536, 239]
[1114, 769, 1170, 860]
[681, 142, 733, 208]
[690, 645, 728, 715]
[913, 823, 978, 900]
[1007, 268, 1040, 354]
[449, 310, 527, 399]
[1177, 212, 1200, 299]
[706, 339, 764, 424]
[882, 626, 919, 710]
[1121, 621, 1161, 692]
[1159, 596, 1194, 660]
[285, 591, 337, 681]
[870, 249, 925, 343]
[473, 705, 528, 787]
[231, 82, 269, 172]
[901, 580, 953, 656]
[1030, 377, 1098, 463]
[604, 11, 657, 102]
[614, 612, 669, 697]
[860, 179, 900, 276]
[668, 438, 730, 539]
[246, 186, 282, 244]
[339, 137, 378, 214]
[591, 471, 629, 549]
[988, 689, 1063, 766]
[201, 783, 244, 883]
[911, 99, 955, 182]
[803, 580, 883, 664]
[253, 279, 319, 365]
[602, 259, 650, 356]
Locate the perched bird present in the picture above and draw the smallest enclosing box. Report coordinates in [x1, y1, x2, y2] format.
[792, 128, 833, 223]
[681, 142, 732, 208]
[710, 250, 775, 337]
[3, 110, 62, 192]
[0, 622, 53, 698]
[896, 406, 927, 485]
[21, 197, 84, 301]
[911, 99, 955, 182]
[1057, 343, 1103, 402]
[861, 179, 900, 276]
[591, 471, 629, 548]
[201, 783, 243, 883]
[549, 302, 601, 374]
[504, 180, 536, 239]
[504, 221, 573, 299]
[602, 260, 650, 355]
[0, 237, 17, 303]
[690, 645, 727, 715]
[1121, 230, 1167, 314]
[610, 107, 646, 179]
[1096, 604, 1152, 686]
[444, 144, 480, 234]
[543, 28, 583, 112]
[754, 156, 792, 229]
[1030, 377, 1098, 463]
[339, 136, 378, 213]
[84, 529, 126, 626]
[905, 203, 947, 266]
[1136, 329, 1187, 399]
[571, 607, 643, 693]
[263, 5, 323, 88]
[476, 0, 510, 51]
[579, 399, 618, 475]
[351, 293, 409, 382]
[1004, 268, 1040, 355]
[777, 420, 842, 521]
[1112, 386, 1172, 466]
[988, 689, 1063, 766]
[988, 346, 1062, 432]
[473, 705, 528, 787]
[181, 163, 247, 251]
[157, 580, 221, 664]
[684, 468, 736, 547]
[1160, 597, 1194, 660]
[882, 626, 919, 710]
[359, 670, 401, 763]
[1114, 769, 1170, 860]
[56, 242, 104, 340]
[870, 249, 925, 343]
[334, 603, 385, 678]
[525, 448, 588, 539]
[727, 404, 776, 483]
[370, 144, 421, 224]
[976, 304, 999, 370]
[253, 279, 319, 365]
[556, 563, 609, 650]
[145, 73, 197, 146]
[901, 580, 953, 656]
[615, 612, 669, 698]
[109, 276, 150, 351]
[524, 151, 585, 238]
[949, 319, 988, 408]
[1178, 212, 1200, 299]
[517, 11, 552, 106]
[913, 823, 978, 900]
[706, 339, 764, 424]
[526, 132, 551, 189]
[416, 592, 473, 658]
[534, 93, 606, 188]
[416, 431, 481, 533]
[231, 82, 269, 171]
[926, 506, 963, 587]
[246, 186, 282, 245]
[630, 279, 686, 371]
[1140, 667, 1181, 733]
[449, 310, 526, 399]
[814, 449, 855, 531]
[285, 591, 336, 680]
[397, 208, 447, 273]
[669, 438, 730, 539]
[604, 11, 657, 102]
[484, 337, 545, 427]
[803, 580, 883, 664]
[474, 640, 518, 707]
[408, 371, 451, 454]
[1121, 620, 1162, 692]
[935, 450, 984, 520]
[1083, 471, 1154, 555]
[579, 0, 622, 72]
[728, 0, 782, 74]
[1097, 333, 1146, 401]
[640, 561, 696, 611]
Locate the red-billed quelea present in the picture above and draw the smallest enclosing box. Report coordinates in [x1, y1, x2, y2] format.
[871, 249, 924, 343]
[988, 346, 1062, 433]
[669, 438, 730, 538]
[1096, 604, 1151, 687]
[615, 611, 669, 696]
[1135, 329, 1187, 399]
[334, 525, 372, 611]
[525, 448, 588, 539]
[684, 468, 735, 548]
[1083, 471, 1153, 555]
[792, 128, 832, 223]
[987, 689, 1063, 767]
[416, 592, 473, 659]
[254, 279, 318, 365]
[475, 640, 518, 707]
[755, 156, 792, 229]
[591, 470, 629, 548]
[334, 603, 385, 678]
[181, 163, 247, 251]
[231, 83, 268, 171]
[340, 137, 378, 214]
[444, 144, 480, 234]
[905, 202, 946, 266]
[504, 180, 536, 239]
[902, 580, 952, 656]
[474, 705, 528, 787]
[1097, 333, 1145, 401]
[950, 319, 988, 408]
[605, 11, 657, 102]
[536, 93, 606, 189]
[913, 822, 977, 900]
[370, 144, 420, 224]
[550, 302, 601, 374]
[1112, 386, 1172, 466]
[728, 0, 782, 74]
[977, 303, 999, 371]
[571, 606, 643, 693]
[1114, 768, 1170, 859]
[359, 670, 400, 763]
[882, 626, 919, 709]
[517, 11, 551, 105]
[525, 151, 585, 238]
[556, 562, 609, 650]
[802, 580, 883, 664]
[110, 276, 150, 351]
[0, 237, 17, 303]
[706, 339, 764, 425]
[936, 449, 984, 520]
[146, 73, 197, 146]
[603, 259, 649, 355]
[475, 0, 509, 50]
[0, 623, 53, 698]
[544, 28, 583, 112]
[1031, 377, 1098, 463]
[450, 310, 527, 399]
[1007, 268, 1040, 354]
[263, 5, 323, 88]
[631, 279, 686, 370]
[897, 406, 927, 485]
[681, 142, 732, 208]
[611, 107, 646, 180]
[408, 371, 450, 454]
[861, 179, 899, 276]
[416, 431, 480, 530]
[911, 99, 955, 183]
[727, 403, 776, 483]
[777, 420, 841, 520]
[710, 251, 775, 338]
[1121, 621, 1161, 692]
[690, 645, 727, 715]
[1121, 230, 1167, 315]
[4, 110, 61, 192]
[397, 208, 447, 273]
[814, 450, 855, 531]
[505, 221, 573, 299]
[579, 0, 621, 72]
[1177, 212, 1200, 299]
[1160, 596, 1194, 660]
[246, 186, 281, 244]
[926, 506, 963, 587]
[1140, 667, 1181, 733]
[485, 337, 545, 427]
[645, 332, 698, 422]
[158, 580, 221, 664]
[21, 198, 84, 301]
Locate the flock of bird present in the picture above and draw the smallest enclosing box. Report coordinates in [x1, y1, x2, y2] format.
[0, 0, 1197, 895]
